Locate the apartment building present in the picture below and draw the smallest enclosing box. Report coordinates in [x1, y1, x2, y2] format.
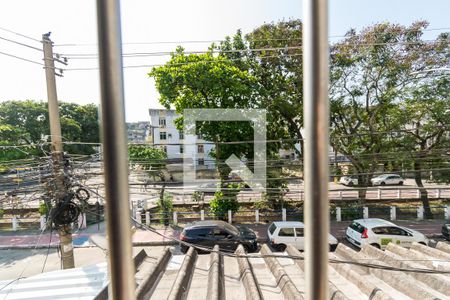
[148, 109, 215, 168]
[126, 121, 151, 143]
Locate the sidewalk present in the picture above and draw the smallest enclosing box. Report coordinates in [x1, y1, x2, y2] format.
[0, 219, 445, 249]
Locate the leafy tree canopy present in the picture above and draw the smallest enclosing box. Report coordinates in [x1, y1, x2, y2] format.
[329, 21, 449, 187]
[0, 100, 100, 161]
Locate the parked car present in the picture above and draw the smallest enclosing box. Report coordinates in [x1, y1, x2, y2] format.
[267, 221, 338, 252]
[197, 182, 220, 194]
[346, 218, 428, 250]
[339, 176, 358, 186]
[442, 220, 450, 240]
[370, 174, 404, 186]
[179, 220, 258, 253]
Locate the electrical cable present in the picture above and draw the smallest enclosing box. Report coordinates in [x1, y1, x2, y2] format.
[53, 27, 450, 47]
[0, 35, 43, 52]
[0, 224, 49, 296]
[0, 50, 43, 66]
[41, 225, 53, 273]
[0, 26, 41, 43]
[62, 53, 304, 71]
[61, 39, 448, 59]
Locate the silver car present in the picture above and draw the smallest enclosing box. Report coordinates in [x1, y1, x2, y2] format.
[371, 174, 404, 186]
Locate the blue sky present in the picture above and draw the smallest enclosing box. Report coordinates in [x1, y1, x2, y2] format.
[0, 0, 448, 121]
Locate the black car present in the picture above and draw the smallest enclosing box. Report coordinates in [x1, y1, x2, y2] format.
[442, 221, 450, 240]
[179, 220, 258, 253]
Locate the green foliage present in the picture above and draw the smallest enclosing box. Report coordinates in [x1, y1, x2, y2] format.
[253, 198, 270, 210]
[341, 206, 363, 221]
[156, 192, 173, 212]
[0, 209, 4, 218]
[38, 202, 51, 216]
[329, 21, 449, 189]
[128, 145, 167, 179]
[150, 47, 258, 182]
[0, 100, 100, 160]
[0, 165, 9, 174]
[149, 22, 301, 207]
[264, 157, 288, 208]
[156, 192, 173, 224]
[192, 191, 203, 202]
[209, 190, 239, 219]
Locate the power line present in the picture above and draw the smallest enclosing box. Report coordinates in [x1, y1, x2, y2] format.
[62, 52, 299, 71]
[0, 26, 41, 43]
[0, 50, 43, 66]
[61, 39, 448, 59]
[62, 43, 449, 71]
[53, 27, 450, 47]
[0, 35, 43, 52]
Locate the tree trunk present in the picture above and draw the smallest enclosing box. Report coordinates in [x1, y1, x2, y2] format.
[414, 160, 433, 219]
[357, 172, 367, 205]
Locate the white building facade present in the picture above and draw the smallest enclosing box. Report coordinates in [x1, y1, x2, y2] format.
[148, 109, 215, 168]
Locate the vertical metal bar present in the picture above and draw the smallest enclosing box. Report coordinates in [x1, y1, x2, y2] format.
[303, 0, 329, 299]
[96, 1, 135, 299]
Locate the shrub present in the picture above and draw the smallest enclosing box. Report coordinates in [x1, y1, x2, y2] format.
[192, 191, 203, 202]
[254, 198, 270, 210]
[156, 192, 173, 225]
[209, 191, 239, 220]
[39, 202, 51, 216]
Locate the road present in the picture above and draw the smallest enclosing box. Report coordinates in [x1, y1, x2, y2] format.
[1, 219, 448, 280]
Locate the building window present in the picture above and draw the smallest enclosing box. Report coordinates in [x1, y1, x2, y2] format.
[159, 117, 166, 127]
[180, 145, 184, 154]
[160, 132, 167, 140]
[197, 144, 204, 153]
[161, 146, 167, 153]
[198, 158, 204, 165]
[168, 133, 172, 139]
[197, 133, 203, 140]
[179, 130, 184, 140]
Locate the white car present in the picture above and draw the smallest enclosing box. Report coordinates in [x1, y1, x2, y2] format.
[370, 174, 404, 186]
[339, 176, 358, 186]
[345, 218, 428, 250]
[267, 221, 338, 252]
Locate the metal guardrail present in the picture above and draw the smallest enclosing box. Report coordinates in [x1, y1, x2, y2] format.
[130, 204, 450, 227]
[285, 187, 450, 201]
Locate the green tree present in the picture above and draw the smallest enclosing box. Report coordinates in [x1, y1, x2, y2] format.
[0, 100, 100, 158]
[128, 145, 171, 224]
[0, 124, 39, 162]
[149, 24, 298, 208]
[209, 188, 239, 219]
[244, 20, 304, 157]
[156, 192, 173, 225]
[329, 21, 447, 201]
[150, 47, 258, 211]
[128, 145, 167, 180]
[392, 76, 450, 217]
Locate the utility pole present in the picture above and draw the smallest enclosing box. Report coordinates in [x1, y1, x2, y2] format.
[42, 33, 75, 269]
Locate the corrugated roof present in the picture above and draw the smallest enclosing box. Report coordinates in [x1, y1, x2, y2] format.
[0, 263, 108, 300]
[2, 242, 449, 299]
